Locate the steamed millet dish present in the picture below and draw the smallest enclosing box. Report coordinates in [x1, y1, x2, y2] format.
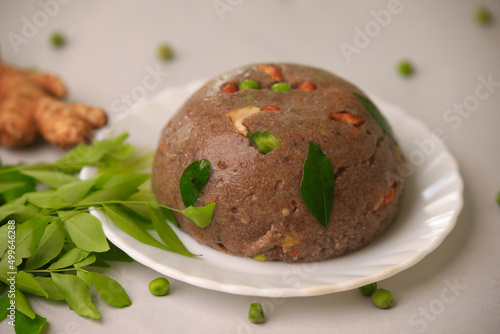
[152, 63, 405, 263]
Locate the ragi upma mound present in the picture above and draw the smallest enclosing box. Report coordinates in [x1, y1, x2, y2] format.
[152, 63, 406, 263]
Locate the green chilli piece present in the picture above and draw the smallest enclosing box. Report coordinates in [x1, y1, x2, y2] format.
[248, 302, 265, 324]
[496, 191, 500, 206]
[353, 92, 397, 142]
[253, 254, 267, 261]
[239, 79, 261, 90]
[247, 131, 281, 154]
[179, 159, 211, 207]
[271, 82, 291, 92]
[300, 141, 335, 229]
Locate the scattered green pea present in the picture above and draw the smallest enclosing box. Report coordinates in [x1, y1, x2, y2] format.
[50, 33, 66, 48]
[248, 302, 265, 324]
[475, 7, 493, 26]
[149, 277, 170, 296]
[271, 82, 292, 92]
[371, 288, 393, 309]
[397, 61, 414, 77]
[359, 282, 377, 296]
[253, 254, 267, 261]
[239, 79, 261, 90]
[158, 44, 174, 61]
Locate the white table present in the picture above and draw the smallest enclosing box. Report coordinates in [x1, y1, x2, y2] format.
[1, 1, 499, 333]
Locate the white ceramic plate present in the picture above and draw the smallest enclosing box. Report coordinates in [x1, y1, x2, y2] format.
[82, 80, 463, 297]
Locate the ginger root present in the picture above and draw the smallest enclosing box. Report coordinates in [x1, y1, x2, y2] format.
[0, 61, 107, 149]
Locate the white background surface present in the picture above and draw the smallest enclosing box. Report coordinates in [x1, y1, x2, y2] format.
[1, 1, 499, 333]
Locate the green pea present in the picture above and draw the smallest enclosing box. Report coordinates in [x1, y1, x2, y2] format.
[50, 33, 66, 48]
[475, 7, 493, 26]
[239, 79, 261, 90]
[149, 277, 170, 296]
[359, 282, 377, 296]
[271, 82, 291, 92]
[248, 302, 265, 324]
[371, 288, 393, 309]
[397, 61, 414, 77]
[158, 44, 174, 61]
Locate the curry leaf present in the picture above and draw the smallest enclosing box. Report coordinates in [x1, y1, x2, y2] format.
[147, 204, 195, 256]
[14, 289, 35, 319]
[0, 224, 9, 257]
[14, 310, 47, 334]
[51, 133, 129, 173]
[300, 141, 335, 228]
[0, 168, 36, 202]
[54, 178, 96, 203]
[48, 247, 89, 270]
[77, 270, 91, 287]
[19, 169, 79, 189]
[74, 253, 97, 268]
[0, 197, 40, 222]
[25, 221, 65, 270]
[25, 191, 71, 210]
[179, 160, 210, 207]
[353, 92, 396, 142]
[78, 173, 149, 205]
[88, 272, 132, 307]
[102, 204, 170, 251]
[51, 272, 100, 319]
[33, 276, 65, 301]
[15, 216, 51, 259]
[180, 202, 216, 229]
[100, 241, 133, 262]
[0, 182, 26, 193]
[63, 212, 110, 253]
[15, 271, 48, 298]
[0, 293, 9, 319]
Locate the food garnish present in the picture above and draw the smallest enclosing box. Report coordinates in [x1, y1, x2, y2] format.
[247, 131, 281, 154]
[300, 141, 335, 228]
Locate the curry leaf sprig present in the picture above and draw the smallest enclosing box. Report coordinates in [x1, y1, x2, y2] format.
[0, 133, 215, 333]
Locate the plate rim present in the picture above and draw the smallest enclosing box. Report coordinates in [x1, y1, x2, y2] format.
[83, 83, 464, 297]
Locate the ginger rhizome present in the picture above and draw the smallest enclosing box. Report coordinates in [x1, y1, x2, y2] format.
[0, 61, 107, 148]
